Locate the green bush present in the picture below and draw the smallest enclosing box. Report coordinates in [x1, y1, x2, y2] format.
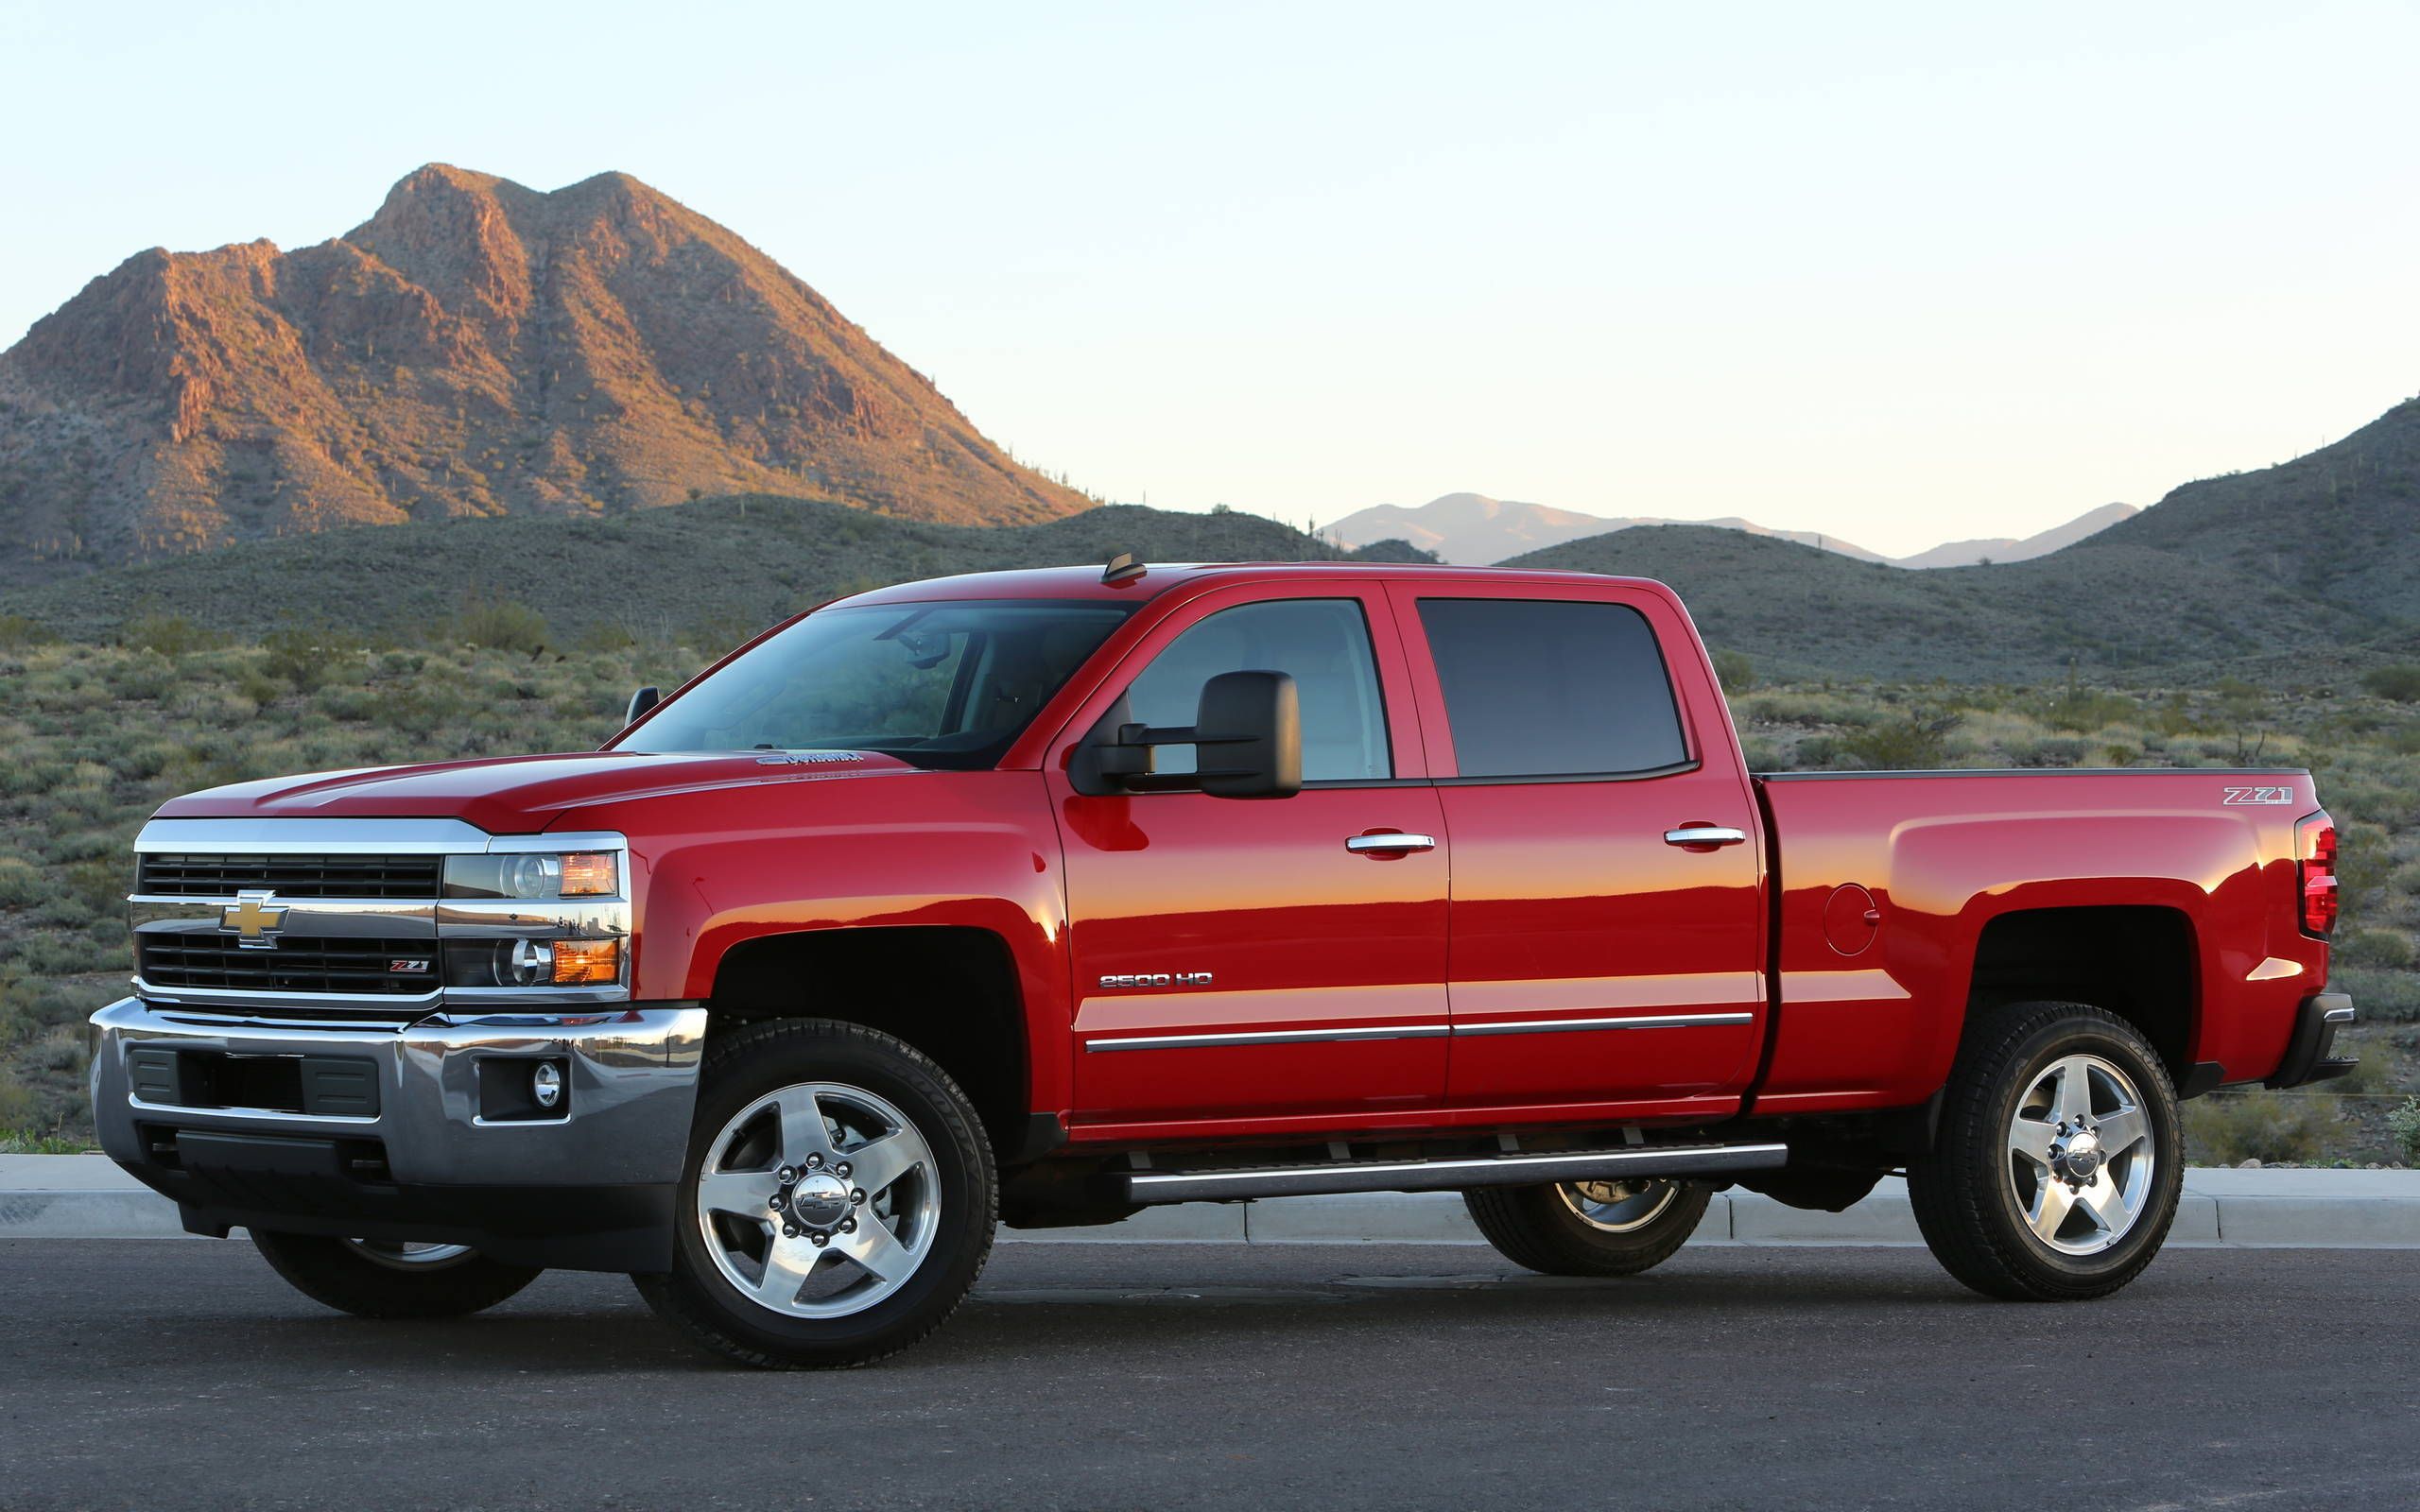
[121, 613, 222, 656]
[1711, 648, 1755, 693]
[0, 613, 56, 649]
[2389, 1097, 2420, 1163]
[2330, 967, 2420, 1022]
[2360, 664, 2420, 702]
[2339, 929, 2416, 969]
[443, 593, 551, 655]
[1841, 712, 1959, 769]
[2183, 1089, 2330, 1165]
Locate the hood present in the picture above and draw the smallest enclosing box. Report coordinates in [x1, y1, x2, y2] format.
[151, 749, 925, 834]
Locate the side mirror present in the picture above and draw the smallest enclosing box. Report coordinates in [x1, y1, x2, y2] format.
[1073, 671, 1303, 799]
[1193, 670, 1302, 799]
[625, 686, 661, 726]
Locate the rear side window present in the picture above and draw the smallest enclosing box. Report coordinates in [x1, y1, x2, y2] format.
[1417, 598, 1687, 779]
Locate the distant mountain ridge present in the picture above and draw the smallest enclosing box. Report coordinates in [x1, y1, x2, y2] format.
[1320, 492, 2133, 568]
[1893, 502, 2140, 569]
[0, 164, 1091, 586]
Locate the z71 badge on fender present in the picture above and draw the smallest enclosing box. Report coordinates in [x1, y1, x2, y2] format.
[1099, 971, 1214, 988]
[2222, 785, 2296, 805]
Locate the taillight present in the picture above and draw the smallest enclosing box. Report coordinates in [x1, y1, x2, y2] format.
[2297, 811, 2338, 938]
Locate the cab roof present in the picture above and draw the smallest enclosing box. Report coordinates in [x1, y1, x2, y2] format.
[838, 559, 1651, 606]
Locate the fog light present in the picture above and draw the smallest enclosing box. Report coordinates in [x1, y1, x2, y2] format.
[531, 1060, 563, 1109]
[551, 938, 619, 986]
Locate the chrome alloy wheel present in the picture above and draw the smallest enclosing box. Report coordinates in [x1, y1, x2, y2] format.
[696, 1081, 939, 1319]
[340, 1239, 477, 1269]
[1555, 1178, 1682, 1234]
[2006, 1053, 2155, 1256]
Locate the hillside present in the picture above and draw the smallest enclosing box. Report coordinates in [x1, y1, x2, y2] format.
[0, 165, 1090, 586]
[2073, 396, 2420, 618]
[1502, 524, 2379, 682]
[1322, 491, 1885, 565]
[0, 497, 1395, 645]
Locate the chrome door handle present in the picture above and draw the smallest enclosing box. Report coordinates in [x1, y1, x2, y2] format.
[1664, 826, 1749, 848]
[1347, 833, 1437, 854]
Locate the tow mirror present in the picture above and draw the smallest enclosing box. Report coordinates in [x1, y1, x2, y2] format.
[1074, 670, 1303, 799]
[626, 685, 661, 725]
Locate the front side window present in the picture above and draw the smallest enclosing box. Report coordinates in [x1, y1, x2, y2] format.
[622, 600, 1131, 769]
[1417, 597, 1687, 779]
[1124, 598, 1391, 782]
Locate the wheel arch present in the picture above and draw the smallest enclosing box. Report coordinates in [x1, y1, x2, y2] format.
[702, 924, 1048, 1165]
[1962, 904, 2201, 1079]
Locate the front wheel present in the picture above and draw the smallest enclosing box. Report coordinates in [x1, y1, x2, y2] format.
[1908, 1001, 2183, 1301]
[1462, 1178, 1711, 1276]
[251, 1231, 541, 1318]
[632, 1018, 997, 1369]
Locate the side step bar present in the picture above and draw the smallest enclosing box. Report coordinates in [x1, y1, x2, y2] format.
[1110, 1142, 1789, 1206]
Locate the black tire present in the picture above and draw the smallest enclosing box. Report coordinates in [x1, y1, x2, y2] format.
[250, 1231, 541, 1319]
[1908, 1000, 2183, 1301]
[631, 1018, 996, 1369]
[1462, 1179, 1711, 1277]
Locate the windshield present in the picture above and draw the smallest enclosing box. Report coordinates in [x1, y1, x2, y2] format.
[619, 600, 1133, 769]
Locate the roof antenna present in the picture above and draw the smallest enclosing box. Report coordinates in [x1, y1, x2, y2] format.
[1101, 552, 1148, 585]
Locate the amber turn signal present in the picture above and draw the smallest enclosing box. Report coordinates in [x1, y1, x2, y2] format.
[551, 938, 620, 985]
[560, 852, 618, 897]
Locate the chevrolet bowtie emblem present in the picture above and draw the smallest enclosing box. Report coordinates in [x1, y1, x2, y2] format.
[220, 889, 289, 950]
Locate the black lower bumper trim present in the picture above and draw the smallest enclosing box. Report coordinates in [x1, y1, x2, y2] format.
[120, 1135, 673, 1272]
[2267, 991, 2358, 1090]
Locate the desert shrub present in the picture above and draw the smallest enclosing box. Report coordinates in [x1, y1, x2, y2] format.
[2338, 928, 2416, 969]
[2391, 862, 2420, 896]
[2009, 735, 2091, 767]
[0, 614, 55, 649]
[2360, 664, 2420, 702]
[2183, 1089, 2329, 1165]
[444, 593, 551, 655]
[1840, 712, 1959, 769]
[121, 613, 222, 656]
[2336, 823, 2393, 918]
[1711, 648, 1754, 693]
[261, 622, 365, 693]
[2389, 1098, 2420, 1163]
[2329, 967, 2420, 1022]
[2043, 688, 2137, 732]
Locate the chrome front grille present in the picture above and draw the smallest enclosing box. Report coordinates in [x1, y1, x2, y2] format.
[137, 935, 438, 996]
[137, 853, 443, 900]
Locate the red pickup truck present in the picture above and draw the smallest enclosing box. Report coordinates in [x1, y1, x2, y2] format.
[91, 559, 2356, 1367]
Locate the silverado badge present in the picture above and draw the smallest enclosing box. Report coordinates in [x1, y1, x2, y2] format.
[219, 889, 289, 950]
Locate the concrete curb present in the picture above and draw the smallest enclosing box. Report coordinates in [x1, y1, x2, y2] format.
[6, 1155, 2415, 1247]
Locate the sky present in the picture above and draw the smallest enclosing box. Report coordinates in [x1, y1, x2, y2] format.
[1, 2, 2414, 558]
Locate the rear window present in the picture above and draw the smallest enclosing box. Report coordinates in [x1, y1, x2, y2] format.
[1417, 598, 1687, 779]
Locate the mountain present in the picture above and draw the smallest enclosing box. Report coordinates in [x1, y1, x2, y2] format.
[0, 497, 1409, 645]
[0, 165, 1090, 586]
[1893, 503, 2140, 569]
[1321, 492, 2136, 569]
[1500, 524, 2377, 683]
[1319, 492, 1888, 566]
[2072, 396, 2420, 620]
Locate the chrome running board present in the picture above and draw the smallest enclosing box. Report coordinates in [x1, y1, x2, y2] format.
[1109, 1142, 1789, 1205]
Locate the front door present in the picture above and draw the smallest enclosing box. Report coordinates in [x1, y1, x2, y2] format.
[1049, 583, 1449, 1137]
[1389, 582, 1767, 1120]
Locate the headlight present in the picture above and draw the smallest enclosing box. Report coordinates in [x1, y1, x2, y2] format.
[444, 852, 620, 900]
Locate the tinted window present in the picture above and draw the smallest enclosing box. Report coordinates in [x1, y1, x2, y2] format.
[1125, 598, 1391, 782]
[621, 600, 1131, 770]
[1417, 598, 1686, 778]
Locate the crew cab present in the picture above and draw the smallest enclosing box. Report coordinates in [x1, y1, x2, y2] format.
[89, 559, 2357, 1366]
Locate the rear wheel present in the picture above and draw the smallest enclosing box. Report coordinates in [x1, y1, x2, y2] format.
[250, 1231, 541, 1318]
[1908, 1001, 2182, 1301]
[1462, 1178, 1711, 1276]
[632, 1018, 996, 1368]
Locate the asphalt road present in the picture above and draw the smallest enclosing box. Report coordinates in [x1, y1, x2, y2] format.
[3, 1239, 2413, 1511]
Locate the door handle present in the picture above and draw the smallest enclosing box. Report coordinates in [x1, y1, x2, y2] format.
[1346, 833, 1437, 854]
[1664, 826, 1749, 848]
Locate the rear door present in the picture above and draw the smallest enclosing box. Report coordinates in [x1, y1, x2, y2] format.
[1047, 582, 1451, 1137]
[1387, 581, 1766, 1118]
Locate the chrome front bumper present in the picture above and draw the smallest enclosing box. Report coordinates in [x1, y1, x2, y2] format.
[89, 996, 707, 1269]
